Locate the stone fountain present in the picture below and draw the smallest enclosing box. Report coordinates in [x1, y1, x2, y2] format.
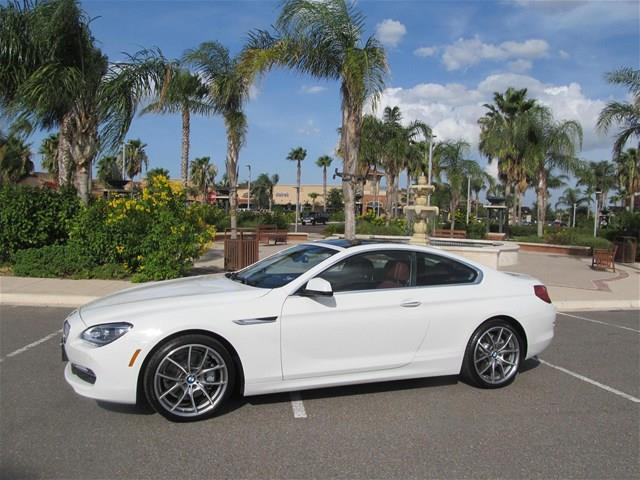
[405, 175, 439, 245]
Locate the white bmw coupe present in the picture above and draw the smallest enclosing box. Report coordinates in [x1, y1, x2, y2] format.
[62, 240, 555, 421]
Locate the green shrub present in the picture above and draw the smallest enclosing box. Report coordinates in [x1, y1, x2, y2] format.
[466, 220, 487, 240]
[0, 185, 80, 261]
[329, 210, 345, 222]
[605, 211, 640, 241]
[13, 244, 129, 279]
[13, 244, 94, 278]
[69, 175, 214, 282]
[508, 224, 537, 237]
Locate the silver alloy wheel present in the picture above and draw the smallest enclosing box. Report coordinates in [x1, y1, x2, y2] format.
[153, 344, 229, 418]
[473, 326, 520, 385]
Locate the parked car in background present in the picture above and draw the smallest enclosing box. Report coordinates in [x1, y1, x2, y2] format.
[301, 211, 328, 225]
[62, 240, 556, 422]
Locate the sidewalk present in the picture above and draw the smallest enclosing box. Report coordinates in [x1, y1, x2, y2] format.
[1, 245, 637, 311]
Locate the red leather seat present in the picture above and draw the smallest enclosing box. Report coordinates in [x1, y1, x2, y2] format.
[378, 260, 410, 289]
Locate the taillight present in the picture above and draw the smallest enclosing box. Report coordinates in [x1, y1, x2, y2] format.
[534, 285, 552, 303]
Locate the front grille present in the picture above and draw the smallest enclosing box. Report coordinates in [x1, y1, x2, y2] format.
[71, 364, 96, 384]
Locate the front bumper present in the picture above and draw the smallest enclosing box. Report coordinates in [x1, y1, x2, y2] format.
[62, 311, 140, 404]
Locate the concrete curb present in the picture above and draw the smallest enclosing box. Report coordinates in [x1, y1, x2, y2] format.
[0, 293, 98, 308]
[1, 292, 638, 312]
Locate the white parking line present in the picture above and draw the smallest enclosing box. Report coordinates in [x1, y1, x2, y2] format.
[0, 329, 62, 363]
[558, 312, 640, 334]
[539, 359, 640, 404]
[289, 392, 307, 418]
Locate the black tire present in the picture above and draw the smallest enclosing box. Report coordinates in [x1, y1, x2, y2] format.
[461, 319, 523, 389]
[143, 334, 235, 422]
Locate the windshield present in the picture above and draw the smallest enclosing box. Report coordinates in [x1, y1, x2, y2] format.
[226, 244, 337, 289]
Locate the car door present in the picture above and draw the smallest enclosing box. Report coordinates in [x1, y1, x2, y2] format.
[279, 250, 430, 380]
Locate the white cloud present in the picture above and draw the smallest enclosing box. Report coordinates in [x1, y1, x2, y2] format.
[375, 19, 407, 47]
[297, 119, 320, 136]
[300, 85, 326, 94]
[484, 160, 499, 180]
[372, 73, 611, 157]
[248, 84, 260, 100]
[414, 46, 438, 58]
[441, 36, 549, 70]
[508, 59, 532, 73]
[558, 49, 570, 59]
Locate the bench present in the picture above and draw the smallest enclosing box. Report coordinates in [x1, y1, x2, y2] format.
[592, 245, 618, 272]
[433, 228, 467, 239]
[257, 224, 288, 246]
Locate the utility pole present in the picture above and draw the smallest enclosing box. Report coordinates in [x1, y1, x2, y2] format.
[246, 164, 251, 211]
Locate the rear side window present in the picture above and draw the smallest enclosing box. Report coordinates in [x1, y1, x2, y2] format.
[415, 252, 478, 286]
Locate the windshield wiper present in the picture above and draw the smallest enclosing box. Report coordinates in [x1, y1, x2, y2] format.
[226, 272, 247, 284]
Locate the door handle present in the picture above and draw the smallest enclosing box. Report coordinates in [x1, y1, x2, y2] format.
[401, 301, 421, 308]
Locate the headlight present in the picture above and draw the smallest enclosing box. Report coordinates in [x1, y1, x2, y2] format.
[81, 323, 132, 346]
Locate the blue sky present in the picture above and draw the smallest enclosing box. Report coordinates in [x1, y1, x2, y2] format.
[29, 1, 640, 198]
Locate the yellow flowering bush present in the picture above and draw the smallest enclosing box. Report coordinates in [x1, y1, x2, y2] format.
[70, 175, 214, 282]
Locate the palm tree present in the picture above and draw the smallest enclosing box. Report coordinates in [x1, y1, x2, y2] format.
[0, 0, 169, 203]
[250, 173, 273, 210]
[287, 147, 307, 230]
[190, 156, 217, 203]
[39, 134, 60, 178]
[269, 173, 279, 211]
[124, 139, 149, 184]
[577, 160, 617, 218]
[555, 187, 590, 227]
[438, 140, 483, 232]
[526, 108, 583, 236]
[96, 155, 122, 186]
[308, 192, 320, 212]
[479, 87, 538, 225]
[184, 42, 252, 238]
[0, 131, 33, 184]
[315, 155, 333, 213]
[614, 147, 639, 210]
[141, 68, 213, 185]
[242, 0, 387, 239]
[597, 67, 640, 158]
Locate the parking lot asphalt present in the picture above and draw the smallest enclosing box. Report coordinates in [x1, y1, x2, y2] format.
[1, 306, 638, 479]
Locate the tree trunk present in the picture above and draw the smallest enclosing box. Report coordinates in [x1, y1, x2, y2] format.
[68, 112, 98, 205]
[341, 99, 362, 240]
[406, 170, 411, 206]
[630, 193, 635, 212]
[322, 166, 327, 213]
[385, 173, 396, 218]
[57, 113, 72, 186]
[227, 138, 239, 240]
[504, 182, 513, 227]
[517, 192, 522, 225]
[536, 171, 546, 238]
[76, 165, 90, 205]
[181, 107, 190, 186]
[450, 196, 459, 232]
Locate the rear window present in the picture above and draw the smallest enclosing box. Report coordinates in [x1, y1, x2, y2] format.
[415, 252, 478, 286]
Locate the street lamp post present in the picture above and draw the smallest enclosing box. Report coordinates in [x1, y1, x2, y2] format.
[466, 176, 471, 225]
[572, 202, 577, 228]
[121, 141, 126, 181]
[593, 191, 601, 237]
[246, 165, 251, 211]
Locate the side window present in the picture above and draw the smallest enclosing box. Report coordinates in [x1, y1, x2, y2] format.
[415, 253, 478, 286]
[317, 251, 413, 293]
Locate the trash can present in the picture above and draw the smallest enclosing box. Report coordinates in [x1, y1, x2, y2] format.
[617, 236, 638, 263]
[224, 230, 259, 271]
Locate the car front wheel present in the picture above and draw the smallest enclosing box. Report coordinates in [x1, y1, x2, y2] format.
[143, 334, 235, 422]
[461, 320, 522, 388]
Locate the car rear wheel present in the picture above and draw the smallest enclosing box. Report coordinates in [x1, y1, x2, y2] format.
[461, 319, 522, 388]
[143, 334, 235, 422]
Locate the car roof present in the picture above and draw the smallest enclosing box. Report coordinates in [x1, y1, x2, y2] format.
[309, 239, 488, 272]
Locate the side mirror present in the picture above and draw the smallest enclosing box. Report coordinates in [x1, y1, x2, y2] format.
[303, 277, 333, 297]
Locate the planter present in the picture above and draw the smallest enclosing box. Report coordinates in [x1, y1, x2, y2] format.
[517, 242, 591, 257]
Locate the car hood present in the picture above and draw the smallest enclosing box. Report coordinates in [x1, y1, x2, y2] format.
[79, 274, 268, 318]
